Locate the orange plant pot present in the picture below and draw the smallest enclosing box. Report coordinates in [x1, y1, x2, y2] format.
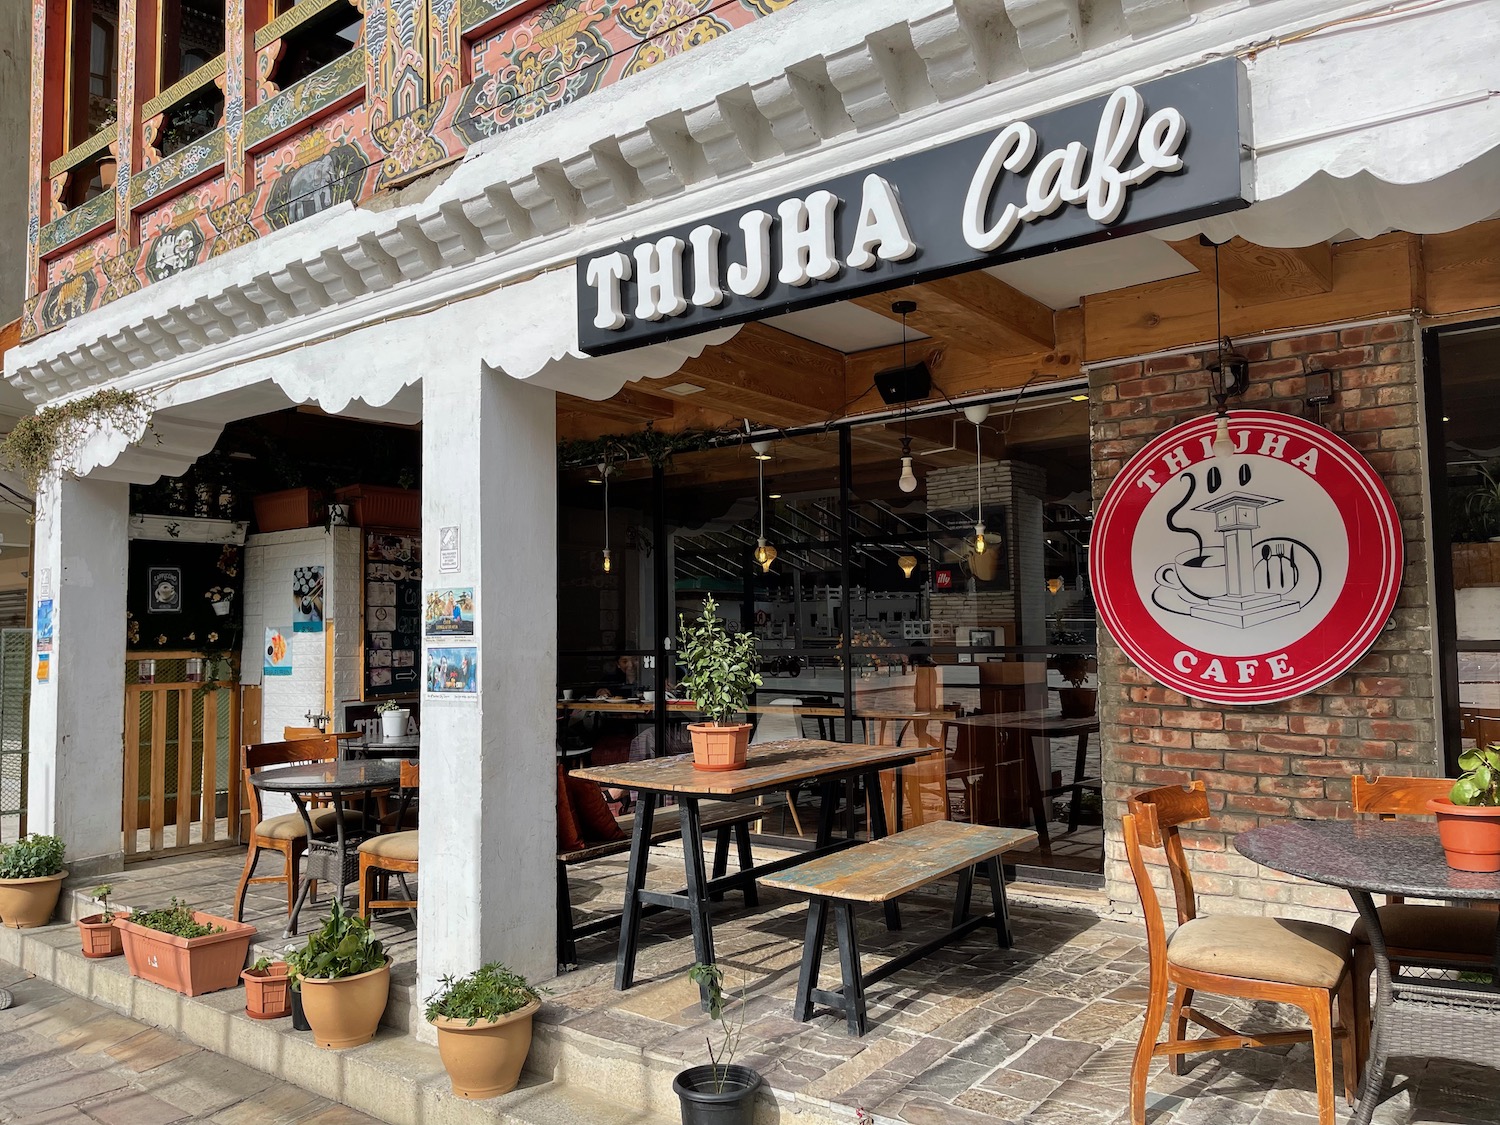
[77, 912, 127, 958]
[243, 961, 292, 1020]
[688, 723, 752, 771]
[432, 998, 540, 1098]
[117, 912, 257, 996]
[299, 961, 391, 1049]
[1428, 797, 1500, 872]
[0, 871, 68, 928]
[252, 488, 320, 532]
[333, 485, 420, 530]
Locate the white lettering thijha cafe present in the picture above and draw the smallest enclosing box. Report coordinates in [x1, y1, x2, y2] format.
[727, 210, 774, 298]
[688, 225, 724, 308]
[777, 191, 841, 287]
[586, 251, 632, 331]
[633, 236, 687, 321]
[847, 174, 917, 270]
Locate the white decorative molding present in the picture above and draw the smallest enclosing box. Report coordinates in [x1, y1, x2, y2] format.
[1002, 0, 1082, 69]
[1120, 0, 1191, 37]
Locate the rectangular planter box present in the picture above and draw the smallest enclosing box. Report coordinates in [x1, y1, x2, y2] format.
[252, 487, 320, 533]
[117, 911, 256, 996]
[334, 484, 419, 530]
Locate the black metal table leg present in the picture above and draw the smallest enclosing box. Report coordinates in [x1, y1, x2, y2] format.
[794, 897, 829, 1022]
[1067, 732, 1088, 833]
[614, 792, 658, 991]
[985, 857, 1011, 946]
[815, 781, 840, 849]
[283, 792, 318, 938]
[951, 865, 974, 928]
[734, 822, 758, 908]
[556, 861, 577, 970]
[832, 901, 868, 1036]
[865, 769, 901, 932]
[709, 827, 730, 902]
[1349, 888, 1387, 1125]
[679, 797, 717, 1009]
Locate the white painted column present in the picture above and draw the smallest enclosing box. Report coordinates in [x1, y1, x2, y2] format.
[418, 363, 557, 1003]
[27, 474, 129, 872]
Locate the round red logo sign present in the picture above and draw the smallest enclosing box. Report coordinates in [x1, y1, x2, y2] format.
[1089, 410, 1403, 706]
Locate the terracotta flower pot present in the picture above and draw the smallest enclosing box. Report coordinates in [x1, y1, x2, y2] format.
[243, 961, 292, 1020]
[78, 911, 127, 958]
[1428, 797, 1500, 872]
[117, 911, 256, 995]
[333, 485, 420, 530]
[252, 487, 320, 533]
[688, 723, 752, 771]
[298, 960, 390, 1049]
[0, 870, 69, 929]
[431, 997, 540, 1098]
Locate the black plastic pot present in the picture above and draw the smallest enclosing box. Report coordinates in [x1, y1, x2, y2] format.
[290, 985, 310, 1032]
[673, 1065, 762, 1125]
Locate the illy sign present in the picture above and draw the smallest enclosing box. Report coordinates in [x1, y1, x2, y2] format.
[578, 59, 1250, 356]
[1089, 411, 1403, 706]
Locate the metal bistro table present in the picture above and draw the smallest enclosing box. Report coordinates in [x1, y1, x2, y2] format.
[1237, 820, 1500, 1125]
[571, 738, 921, 1003]
[251, 759, 402, 936]
[351, 733, 420, 760]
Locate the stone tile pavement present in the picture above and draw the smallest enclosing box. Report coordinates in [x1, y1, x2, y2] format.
[0, 960, 387, 1125]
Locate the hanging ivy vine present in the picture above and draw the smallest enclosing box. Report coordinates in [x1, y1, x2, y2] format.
[557, 425, 746, 470]
[1, 388, 154, 494]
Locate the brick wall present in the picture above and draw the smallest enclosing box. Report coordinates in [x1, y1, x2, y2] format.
[1091, 317, 1438, 923]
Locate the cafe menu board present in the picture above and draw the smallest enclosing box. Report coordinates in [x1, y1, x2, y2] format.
[364, 530, 422, 698]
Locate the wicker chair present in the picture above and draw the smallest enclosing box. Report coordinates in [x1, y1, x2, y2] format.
[1124, 781, 1357, 1125]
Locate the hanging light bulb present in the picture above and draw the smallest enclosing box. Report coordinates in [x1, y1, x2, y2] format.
[602, 549, 612, 573]
[600, 462, 612, 573]
[899, 439, 917, 494]
[1212, 413, 1235, 459]
[898, 554, 918, 579]
[964, 403, 991, 555]
[1047, 576, 1063, 595]
[753, 443, 775, 573]
[892, 302, 922, 494]
[973, 521, 987, 554]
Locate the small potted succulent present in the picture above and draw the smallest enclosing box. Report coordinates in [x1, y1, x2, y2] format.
[286, 900, 389, 1049]
[0, 833, 68, 929]
[117, 897, 256, 995]
[242, 955, 293, 1020]
[678, 596, 762, 771]
[1430, 744, 1500, 871]
[425, 962, 543, 1099]
[77, 883, 127, 958]
[376, 699, 409, 740]
[673, 963, 762, 1125]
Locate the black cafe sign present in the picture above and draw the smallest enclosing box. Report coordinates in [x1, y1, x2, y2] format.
[577, 59, 1250, 356]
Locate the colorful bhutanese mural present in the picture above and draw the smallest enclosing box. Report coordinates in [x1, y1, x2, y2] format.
[23, 0, 798, 343]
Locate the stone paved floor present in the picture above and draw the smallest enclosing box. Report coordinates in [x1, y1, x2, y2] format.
[0, 960, 387, 1125]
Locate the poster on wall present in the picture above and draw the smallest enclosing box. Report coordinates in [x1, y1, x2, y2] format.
[1089, 410, 1403, 706]
[35, 599, 53, 654]
[292, 566, 325, 632]
[263, 626, 292, 677]
[425, 588, 474, 636]
[365, 531, 422, 697]
[427, 646, 477, 694]
[148, 567, 182, 613]
[36, 654, 49, 683]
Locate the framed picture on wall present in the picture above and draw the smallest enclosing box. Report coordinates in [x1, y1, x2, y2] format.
[147, 567, 182, 613]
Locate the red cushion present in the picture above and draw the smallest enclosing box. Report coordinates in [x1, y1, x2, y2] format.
[566, 774, 626, 845]
[556, 765, 585, 853]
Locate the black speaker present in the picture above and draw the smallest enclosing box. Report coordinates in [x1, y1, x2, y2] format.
[874, 361, 932, 406]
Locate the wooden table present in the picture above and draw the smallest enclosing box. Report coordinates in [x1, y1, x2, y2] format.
[572, 739, 921, 1003]
[940, 710, 1101, 848]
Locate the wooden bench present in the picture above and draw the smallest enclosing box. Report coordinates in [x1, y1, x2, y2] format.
[557, 799, 775, 970]
[761, 820, 1037, 1035]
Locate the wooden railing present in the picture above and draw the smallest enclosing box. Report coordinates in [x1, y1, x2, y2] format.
[123, 652, 241, 859]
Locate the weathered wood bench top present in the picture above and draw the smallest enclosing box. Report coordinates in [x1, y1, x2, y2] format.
[761, 821, 1037, 903]
[557, 799, 774, 864]
[571, 740, 917, 797]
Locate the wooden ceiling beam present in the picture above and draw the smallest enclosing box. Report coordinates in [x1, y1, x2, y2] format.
[668, 322, 847, 428]
[557, 385, 678, 426]
[1167, 236, 1334, 303]
[851, 271, 1055, 357]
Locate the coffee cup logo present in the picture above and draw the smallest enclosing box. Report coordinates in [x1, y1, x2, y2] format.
[1092, 410, 1401, 705]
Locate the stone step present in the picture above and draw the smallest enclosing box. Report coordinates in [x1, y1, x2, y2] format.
[0, 921, 677, 1125]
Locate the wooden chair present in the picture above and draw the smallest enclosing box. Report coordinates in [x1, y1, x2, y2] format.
[234, 736, 350, 921]
[359, 760, 419, 919]
[1124, 781, 1357, 1125]
[1348, 775, 1497, 1070]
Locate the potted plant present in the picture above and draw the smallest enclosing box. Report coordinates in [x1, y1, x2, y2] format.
[243, 955, 293, 1020]
[0, 834, 68, 929]
[286, 900, 389, 1049]
[678, 596, 762, 771]
[333, 484, 420, 530]
[672, 963, 761, 1125]
[1053, 650, 1097, 718]
[205, 586, 235, 616]
[117, 897, 256, 995]
[1430, 745, 1500, 871]
[376, 699, 409, 740]
[78, 883, 127, 958]
[425, 962, 543, 1099]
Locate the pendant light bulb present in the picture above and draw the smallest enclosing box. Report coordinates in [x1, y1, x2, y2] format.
[1212, 414, 1234, 459]
[754, 538, 777, 573]
[898, 554, 917, 579]
[600, 461, 611, 573]
[602, 548, 612, 573]
[898, 455, 917, 493]
[754, 454, 774, 573]
[974, 521, 987, 555]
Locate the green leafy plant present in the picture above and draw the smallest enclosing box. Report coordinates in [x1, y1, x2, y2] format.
[677, 596, 761, 727]
[0, 388, 152, 495]
[687, 962, 749, 1094]
[375, 700, 404, 714]
[1451, 744, 1500, 806]
[285, 900, 385, 989]
[92, 883, 115, 922]
[250, 955, 273, 973]
[424, 962, 542, 1026]
[0, 834, 65, 879]
[132, 898, 223, 939]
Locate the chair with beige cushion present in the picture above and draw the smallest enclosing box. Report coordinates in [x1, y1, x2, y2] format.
[234, 736, 360, 921]
[1349, 774, 1498, 1070]
[359, 760, 420, 919]
[1124, 781, 1357, 1125]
